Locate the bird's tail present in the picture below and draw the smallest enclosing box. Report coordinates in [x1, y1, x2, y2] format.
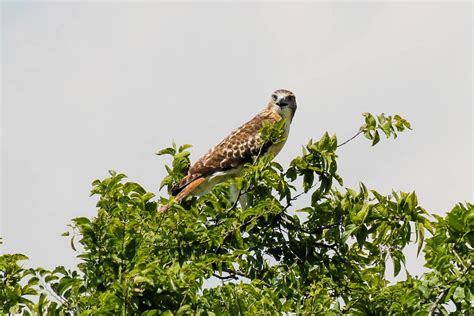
[159, 177, 206, 212]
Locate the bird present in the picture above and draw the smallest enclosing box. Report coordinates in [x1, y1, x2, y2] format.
[160, 89, 297, 212]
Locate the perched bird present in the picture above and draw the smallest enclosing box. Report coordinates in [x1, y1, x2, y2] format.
[160, 89, 297, 212]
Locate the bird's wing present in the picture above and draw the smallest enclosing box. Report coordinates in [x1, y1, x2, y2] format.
[172, 110, 281, 196]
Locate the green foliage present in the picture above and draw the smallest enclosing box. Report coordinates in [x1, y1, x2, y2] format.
[0, 113, 471, 314]
[0, 238, 38, 315]
[157, 142, 192, 194]
[361, 112, 411, 146]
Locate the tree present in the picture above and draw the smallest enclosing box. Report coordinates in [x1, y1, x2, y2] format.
[1, 113, 472, 315]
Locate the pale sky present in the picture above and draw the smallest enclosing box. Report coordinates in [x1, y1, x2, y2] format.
[1, 2, 472, 281]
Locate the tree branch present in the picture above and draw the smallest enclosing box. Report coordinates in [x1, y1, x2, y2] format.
[212, 273, 238, 281]
[313, 242, 337, 250]
[220, 267, 249, 280]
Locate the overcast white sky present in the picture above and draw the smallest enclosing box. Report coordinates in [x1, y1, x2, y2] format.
[1, 2, 472, 281]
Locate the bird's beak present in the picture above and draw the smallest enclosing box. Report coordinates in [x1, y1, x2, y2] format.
[277, 98, 288, 107]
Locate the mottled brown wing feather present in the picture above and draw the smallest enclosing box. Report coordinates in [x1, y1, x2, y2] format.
[171, 110, 281, 196]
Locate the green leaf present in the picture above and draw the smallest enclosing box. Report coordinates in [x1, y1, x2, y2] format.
[372, 130, 380, 146]
[178, 144, 192, 152]
[176, 305, 192, 315]
[73, 217, 91, 226]
[453, 287, 465, 302]
[416, 222, 424, 256]
[235, 228, 244, 248]
[156, 147, 176, 156]
[392, 255, 401, 277]
[70, 236, 76, 252]
[342, 224, 357, 243]
[363, 112, 376, 128]
[169, 278, 177, 291]
[447, 214, 463, 232]
[133, 276, 154, 286]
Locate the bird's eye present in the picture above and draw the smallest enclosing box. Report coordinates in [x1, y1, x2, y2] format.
[272, 94, 278, 101]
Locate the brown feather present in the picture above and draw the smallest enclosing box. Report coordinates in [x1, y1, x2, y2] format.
[188, 110, 281, 175]
[170, 109, 282, 197]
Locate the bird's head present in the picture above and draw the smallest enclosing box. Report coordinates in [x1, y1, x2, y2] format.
[268, 89, 297, 121]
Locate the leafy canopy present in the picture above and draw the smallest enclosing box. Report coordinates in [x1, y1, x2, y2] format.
[1, 113, 472, 315]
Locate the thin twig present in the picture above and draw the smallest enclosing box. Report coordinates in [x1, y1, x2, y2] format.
[429, 289, 447, 316]
[337, 130, 363, 148]
[38, 277, 68, 306]
[281, 216, 341, 235]
[226, 189, 244, 212]
[221, 267, 249, 279]
[313, 242, 337, 249]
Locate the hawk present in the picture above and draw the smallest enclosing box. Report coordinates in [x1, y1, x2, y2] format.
[160, 89, 297, 212]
